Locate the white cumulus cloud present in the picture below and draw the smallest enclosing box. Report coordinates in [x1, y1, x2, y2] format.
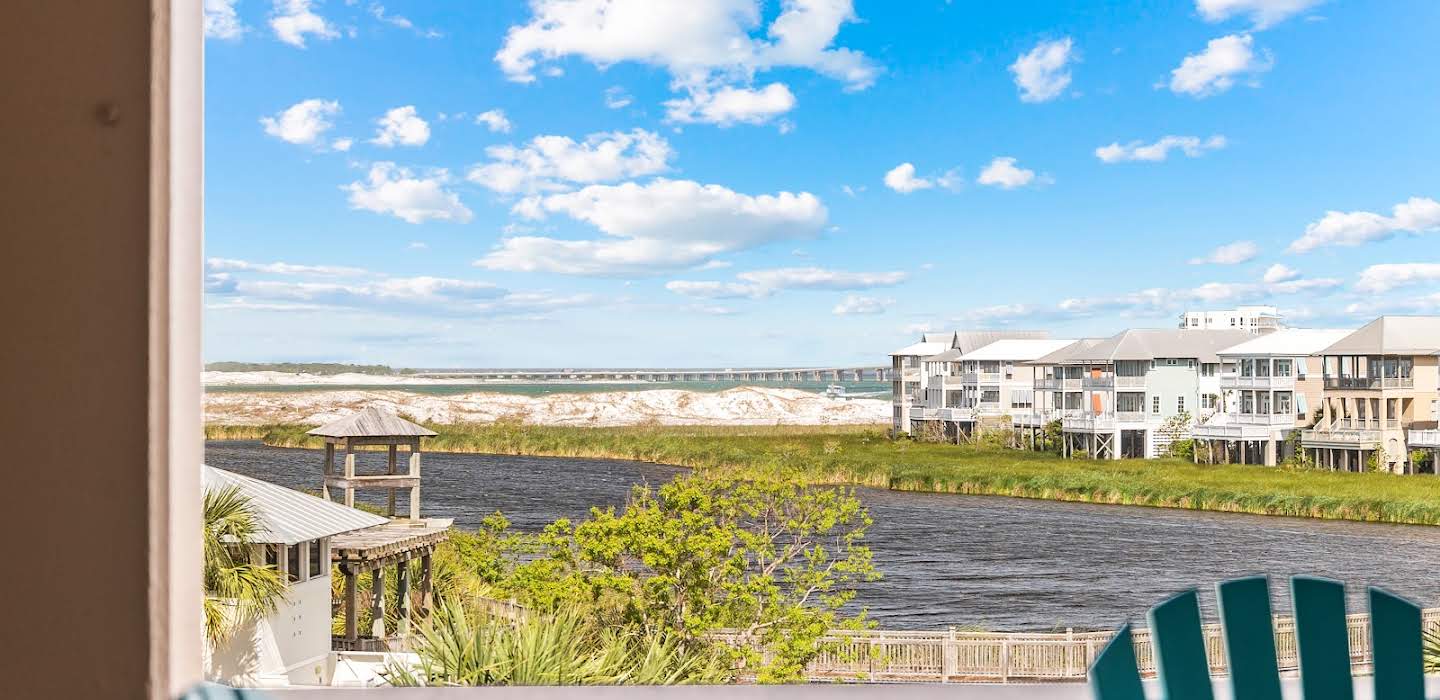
[475, 109, 513, 133]
[343, 162, 473, 224]
[1195, 0, 1323, 29]
[1262, 263, 1299, 283]
[833, 294, 893, 315]
[1288, 197, 1440, 252]
[371, 106, 431, 147]
[270, 0, 337, 48]
[205, 0, 244, 40]
[604, 86, 634, 109]
[883, 163, 932, 194]
[206, 258, 365, 276]
[1169, 34, 1272, 97]
[977, 157, 1043, 189]
[260, 99, 341, 146]
[1095, 135, 1227, 163]
[475, 179, 826, 276]
[466, 129, 673, 194]
[1010, 37, 1075, 103]
[1188, 240, 1259, 265]
[1355, 263, 1440, 294]
[664, 83, 797, 127]
[494, 0, 878, 127]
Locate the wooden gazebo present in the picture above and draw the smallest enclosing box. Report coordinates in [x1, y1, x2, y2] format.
[307, 407, 438, 519]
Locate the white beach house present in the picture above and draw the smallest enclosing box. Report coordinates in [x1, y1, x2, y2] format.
[1191, 328, 1350, 465]
[913, 338, 1076, 441]
[889, 330, 1048, 435]
[203, 465, 388, 687]
[1052, 328, 1254, 459]
[1302, 316, 1440, 473]
[1179, 305, 1284, 333]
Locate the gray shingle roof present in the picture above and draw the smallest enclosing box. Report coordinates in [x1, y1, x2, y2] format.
[1318, 316, 1440, 356]
[953, 330, 1049, 354]
[307, 406, 438, 438]
[202, 465, 388, 545]
[1062, 328, 1255, 364]
[1025, 338, 1106, 365]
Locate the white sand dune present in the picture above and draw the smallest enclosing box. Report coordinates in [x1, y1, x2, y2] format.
[204, 386, 890, 427]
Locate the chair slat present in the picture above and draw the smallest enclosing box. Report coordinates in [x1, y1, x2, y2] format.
[1216, 576, 1282, 700]
[1291, 575, 1353, 700]
[1090, 623, 1146, 700]
[1147, 589, 1215, 700]
[1370, 586, 1424, 700]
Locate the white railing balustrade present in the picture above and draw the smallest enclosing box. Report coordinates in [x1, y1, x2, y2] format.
[710, 609, 1439, 684]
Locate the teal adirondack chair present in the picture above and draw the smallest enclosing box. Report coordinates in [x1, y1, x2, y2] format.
[1090, 575, 1426, 700]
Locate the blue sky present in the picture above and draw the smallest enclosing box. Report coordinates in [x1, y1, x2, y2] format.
[204, 0, 1440, 368]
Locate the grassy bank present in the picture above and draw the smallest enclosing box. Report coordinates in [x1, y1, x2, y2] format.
[206, 422, 1440, 525]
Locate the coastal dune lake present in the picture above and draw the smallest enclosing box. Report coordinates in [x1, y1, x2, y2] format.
[207, 440, 1440, 631]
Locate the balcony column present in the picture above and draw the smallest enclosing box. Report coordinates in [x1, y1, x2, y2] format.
[1379, 395, 1389, 429]
[1265, 439, 1276, 467]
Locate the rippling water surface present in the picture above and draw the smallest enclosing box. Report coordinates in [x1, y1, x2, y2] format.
[206, 440, 1440, 631]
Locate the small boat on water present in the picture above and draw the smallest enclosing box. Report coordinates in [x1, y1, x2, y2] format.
[824, 384, 847, 399]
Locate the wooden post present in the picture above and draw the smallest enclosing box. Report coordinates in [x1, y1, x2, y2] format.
[344, 567, 357, 641]
[344, 439, 356, 509]
[387, 443, 398, 517]
[420, 552, 433, 615]
[323, 441, 334, 500]
[396, 557, 411, 636]
[409, 439, 422, 520]
[371, 568, 386, 639]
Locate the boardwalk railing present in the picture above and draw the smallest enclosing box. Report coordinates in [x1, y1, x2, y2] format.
[710, 608, 1440, 683]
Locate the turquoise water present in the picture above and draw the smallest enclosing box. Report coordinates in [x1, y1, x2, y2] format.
[205, 379, 894, 399]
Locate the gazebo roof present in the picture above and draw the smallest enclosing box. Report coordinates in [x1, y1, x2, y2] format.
[202, 465, 387, 545]
[307, 406, 438, 438]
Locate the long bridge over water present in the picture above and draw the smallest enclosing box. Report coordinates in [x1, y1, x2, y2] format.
[412, 366, 893, 382]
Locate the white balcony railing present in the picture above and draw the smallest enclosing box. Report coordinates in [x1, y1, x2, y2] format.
[1232, 413, 1299, 426]
[1301, 428, 1382, 445]
[1081, 376, 1115, 389]
[1220, 374, 1297, 390]
[1409, 430, 1440, 448]
[1115, 376, 1147, 388]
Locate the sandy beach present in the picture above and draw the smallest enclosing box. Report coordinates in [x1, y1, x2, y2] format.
[204, 385, 891, 427]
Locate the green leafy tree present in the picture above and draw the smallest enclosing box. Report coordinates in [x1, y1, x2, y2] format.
[203, 486, 287, 643]
[474, 468, 879, 682]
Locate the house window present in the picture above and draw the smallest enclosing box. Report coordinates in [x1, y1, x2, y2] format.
[1166, 358, 1178, 366]
[1240, 359, 1253, 377]
[309, 539, 324, 579]
[1117, 392, 1145, 412]
[1258, 392, 1272, 415]
[1177, 396, 1185, 413]
[287, 544, 301, 583]
[1274, 359, 1292, 377]
[1241, 392, 1254, 414]
[1201, 393, 1218, 410]
[264, 543, 279, 569]
[1255, 359, 1270, 377]
[1276, 391, 1293, 415]
[981, 389, 1000, 404]
[1152, 395, 1161, 414]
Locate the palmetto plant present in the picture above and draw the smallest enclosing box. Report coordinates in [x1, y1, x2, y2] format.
[384, 600, 730, 686]
[203, 485, 287, 643]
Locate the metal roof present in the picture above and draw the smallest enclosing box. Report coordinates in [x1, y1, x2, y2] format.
[1318, 316, 1440, 356]
[959, 338, 1076, 362]
[890, 341, 951, 357]
[307, 406, 438, 438]
[1217, 328, 1353, 357]
[1025, 338, 1106, 365]
[953, 330, 1049, 353]
[1061, 328, 1255, 364]
[924, 348, 965, 362]
[202, 465, 388, 545]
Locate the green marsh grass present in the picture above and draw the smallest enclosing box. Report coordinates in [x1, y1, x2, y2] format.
[205, 422, 1440, 525]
